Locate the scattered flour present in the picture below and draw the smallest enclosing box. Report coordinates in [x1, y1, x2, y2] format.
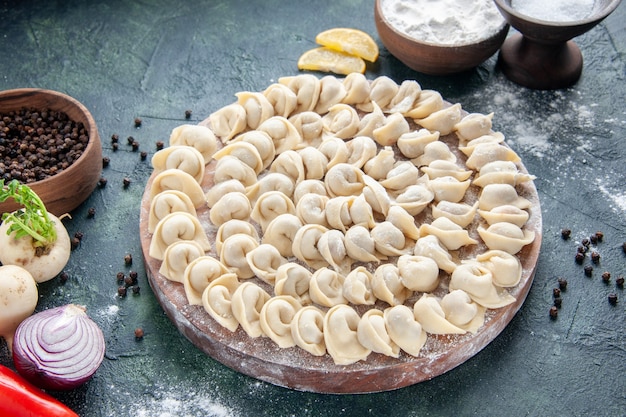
[512, 0, 597, 22]
[597, 181, 626, 214]
[379, 0, 506, 45]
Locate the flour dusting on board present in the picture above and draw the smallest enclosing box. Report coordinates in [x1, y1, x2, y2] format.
[133, 386, 239, 417]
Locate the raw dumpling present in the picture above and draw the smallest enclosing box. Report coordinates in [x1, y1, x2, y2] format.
[259, 295, 302, 348]
[317, 229, 352, 275]
[291, 306, 326, 356]
[477, 222, 535, 254]
[343, 266, 376, 305]
[344, 225, 382, 263]
[324, 304, 370, 365]
[380, 161, 421, 194]
[341, 72, 371, 106]
[292, 224, 328, 269]
[384, 305, 427, 357]
[325, 196, 354, 232]
[208, 103, 247, 142]
[317, 136, 350, 169]
[149, 212, 211, 260]
[404, 89, 444, 119]
[233, 130, 277, 171]
[250, 190, 296, 232]
[298, 146, 329, 180]
[411, 141, 456, 167]
[363, 146, 396, 180]
[231, 282, 271, 338]
[293, 179, 328, 203]
[357, 309, 400, 358]
[213, 141, 264, 175]
[478, 204, 530, 228]
[472, 160, 536, 188]
[309, 267, 347, 307]
[418, 217, 478, 251]
[245, 172, 295, 204]
[386, 205, 420, 240]
[213, 155, 257, 187]
[256, 116, 302, 155]
[315, 75, 348, 114]
[205, 179, 246, 208]
[449, 262, 515, 308]
[372, 112, 410, 146]
[202, 273, 241, 332]
[372, 264, 412, 306]
[431, 201, 478, 228]
[355, 101, 385, 138]
[454, 112, 494, 142]
[219, 233, 259, 279]
[428, 176, 471, 203]
[235, 91, 275, 130]
[476, 249, 523, 287]
[413, 235, 457, 274]
[440, 289, 486, 334]
[413, 294, 465, 335]
[262, 213, 303, 257]
[183, 255, 230, 305]
[215, 219, 259, 255]
[387, 79, 422, 114]
[362, 174, 391, 216]
[349, 194, 376, 229]
[209, 191, 251, 227]
[245, 243, 287, 285]
[148, 190, 197, 233]
[420, 160, 472, 181]
[324, 163, 365, 197]
[465, 143, 521, 171]
[263, 82, 298, 118]
[151, 145, 206, 183]
[169, 124, 218, 163]
[150, 169, 206, 208]
[478, 183, 532, 211]
[269, 150, 305, 184]
[394, 183, 434, 215]
[397, 254, 440, 292]
[368, 75, 398, 109]
[322, 103, 360, 139]
[274, 262, 313, 305]
[371, 221, 412, 257]
[279, 74, 322, 114]
[459, 132, 505, 154]
[288, 111, 324, 146]
[346, 136, 377, 169]
[296, 193, 329, 227]
[414, 103, 462, 135]
[396, 128, 440, 159]
[159, 240, 206, 283]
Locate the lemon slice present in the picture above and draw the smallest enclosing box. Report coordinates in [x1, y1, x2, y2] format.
[315, 28, 379, 62]
[297, 47, 366, 75]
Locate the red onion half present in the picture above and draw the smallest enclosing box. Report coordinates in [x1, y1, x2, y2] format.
[12, 304, 106, 391]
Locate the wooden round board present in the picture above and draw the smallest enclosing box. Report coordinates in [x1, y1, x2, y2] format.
[139, 102, 542, 394]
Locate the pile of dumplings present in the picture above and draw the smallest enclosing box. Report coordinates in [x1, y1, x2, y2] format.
[145, 74, 538, 366]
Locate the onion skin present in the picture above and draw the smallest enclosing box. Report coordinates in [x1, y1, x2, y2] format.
[12, 304, 106, 391]
[0, 364, 79, 417]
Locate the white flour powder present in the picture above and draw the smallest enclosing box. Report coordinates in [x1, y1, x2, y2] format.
[380, 0, 506, 46]
[512, 0, 597, 22]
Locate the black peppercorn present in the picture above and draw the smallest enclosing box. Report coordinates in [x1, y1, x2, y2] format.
[553, 297, 562, 308]
[584, 265, 593, 277]
[111, 134, 119, 143]
[561, 228, 571, 240]
[70, 236, 80, 250]
[129, 270, 138, 282]
[616, 275, 624, 288]
[602, 271, 611, 283]
[577, 245, 587, 254]
[87, 207, 96, 218]
[134, 328, 144, 339]
[591, 251, 600, 264]
[112, 142, 119, 152]
[131, 141, 139, 151]
[132, 285, 140, 295]
[59, 271, 69, 283]
[549, 306, 558, 319]
[98, 177, 107, 188]
[124, 254, 133, 266]
[622, 242, 626, 254]
[156, 141, 164, 150]
[553, 288, 561, 298]
[127, 136, 134, 145]
[582, 238, 590, 248]
[123, 177, 131, 188]
[140, 151, 147, 160]
[185, 109, 192, 119]
[608, 293, 618, 305]
[116, 272, 125, 283]
[102, 156, 110, 167]
[134, 117, 142, 127]
[575, 252, 585, 264]
[118, 286, 127, 297]
[595, 231, 603, 242]
[590, 234, 598, 245]
[558, 278, 568, 290]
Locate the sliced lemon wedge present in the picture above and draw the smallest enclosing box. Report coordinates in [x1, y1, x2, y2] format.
[297, 47, 366, 75]
[315, 28, 379, 62]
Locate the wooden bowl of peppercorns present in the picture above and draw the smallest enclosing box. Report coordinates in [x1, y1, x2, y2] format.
[0, 88, 102, 216]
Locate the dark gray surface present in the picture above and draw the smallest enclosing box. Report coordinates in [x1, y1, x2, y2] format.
[0, 1, 624, 416]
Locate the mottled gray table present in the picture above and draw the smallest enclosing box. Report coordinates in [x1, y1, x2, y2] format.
[0, 1, 624, 416]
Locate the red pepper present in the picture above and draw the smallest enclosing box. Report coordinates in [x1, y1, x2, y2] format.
[0, 364, 79, 417]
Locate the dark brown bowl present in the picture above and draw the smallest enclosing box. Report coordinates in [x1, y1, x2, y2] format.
[374, 0, 510, 75]
[0, 88, 102, 216]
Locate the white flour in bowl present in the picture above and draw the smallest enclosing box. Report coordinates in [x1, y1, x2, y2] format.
[512, 0, 597, 22]
[380, 0, 506, 46]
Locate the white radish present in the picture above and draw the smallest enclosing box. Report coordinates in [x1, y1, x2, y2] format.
[0, 265, 38, 352]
